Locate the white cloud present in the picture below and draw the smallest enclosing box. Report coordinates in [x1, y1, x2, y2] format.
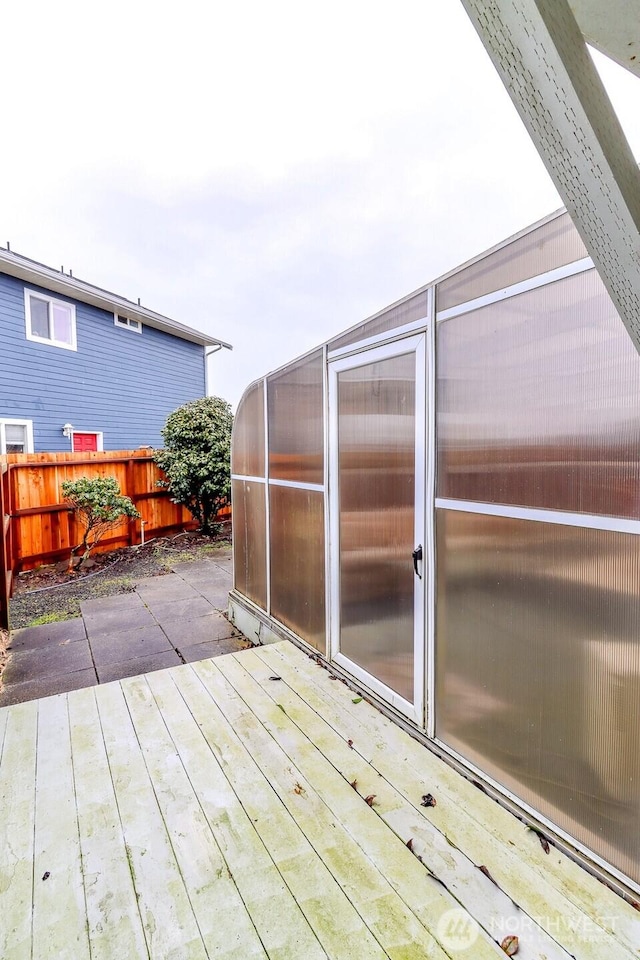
[1, 1, 638, 408]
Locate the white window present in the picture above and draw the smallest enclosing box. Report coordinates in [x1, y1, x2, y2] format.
[25, 289, 77, 350]
[114, 314, 142, 333]
[0, 418, 34, 454]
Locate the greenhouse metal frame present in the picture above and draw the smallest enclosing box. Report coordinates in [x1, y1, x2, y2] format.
[230, 206, 640, 897]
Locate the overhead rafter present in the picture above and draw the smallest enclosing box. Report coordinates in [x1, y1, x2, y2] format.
[460, 0, 640, 355]
[568, 0, 640, 78]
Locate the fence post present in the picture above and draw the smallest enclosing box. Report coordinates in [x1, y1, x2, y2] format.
[126, 457, 136, 546]
[0, 464, 12, 630]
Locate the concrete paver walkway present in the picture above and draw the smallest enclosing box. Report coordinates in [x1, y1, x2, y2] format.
[0, 551, 249, 707]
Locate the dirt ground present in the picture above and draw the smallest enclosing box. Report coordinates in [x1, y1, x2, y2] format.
[9, 529, 232, 631]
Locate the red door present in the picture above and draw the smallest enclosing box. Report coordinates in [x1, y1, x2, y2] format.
[72, 432, 99, 452]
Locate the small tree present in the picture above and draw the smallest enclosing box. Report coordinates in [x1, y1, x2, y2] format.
[154, 396, 233, 536]
[62, 476, 140, 566]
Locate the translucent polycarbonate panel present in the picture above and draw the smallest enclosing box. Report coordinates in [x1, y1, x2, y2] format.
[232, 380, 265, 478]
[436, 509, 640, 886]
[232, 479, 267, 609]
[338, 352, 416, 701]
[268, 351, 324, 484]
[437, 269, 640, 517]
[269, 485, 325, 652]
[329, 290, 428, 351]
[437, 211, 588, 312]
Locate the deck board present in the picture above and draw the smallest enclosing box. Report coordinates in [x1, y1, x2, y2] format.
[96, 681, 208, 960]
[238, 647, 569, 960]
[32, 695, 91, 960]
[0, 700, 38, 960]
[198, 655, 459, 960]
[254, 643, 640, 959]
[148, 667, 327, 960]
[67, 687, 150, 960]
[176, 660, 391, 960]
[121, 674, 268, 960]
[1, 640, 638, 960]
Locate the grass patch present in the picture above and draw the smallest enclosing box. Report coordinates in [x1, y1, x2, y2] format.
[27, 611, 72, 627]
[99, 576, 136, 592]
[155, 550, 199, 564]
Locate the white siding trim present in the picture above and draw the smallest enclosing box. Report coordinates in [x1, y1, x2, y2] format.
[71, 431, 104, 453]
[24, 287, 77, 351]
[0, 417, 34, 454]
[114, 313, 143, 333]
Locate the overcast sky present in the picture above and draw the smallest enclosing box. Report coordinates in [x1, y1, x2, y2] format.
[2, 1, 639, 409]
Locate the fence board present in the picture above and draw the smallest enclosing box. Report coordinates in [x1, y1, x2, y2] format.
[1, 463, 11, 629]
[0, 452, 231, 597]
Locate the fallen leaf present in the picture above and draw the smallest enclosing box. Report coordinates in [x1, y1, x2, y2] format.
[406, 838, 414, 851]
[276, 704, 287, 715]
[352, 697, 363, 704]
[421, 793, 437, 808]
[350, 779, 358, 790]
[42, 871, 50, 881]
[478, 864, 497, 885]
[294, 782, 304, 795]
[527, 826, 550, 853]
[500, 934, 519, 955]
[364, 794, 377, 806]
[269, 675, 282, 681]
[347, 739, 354, 749]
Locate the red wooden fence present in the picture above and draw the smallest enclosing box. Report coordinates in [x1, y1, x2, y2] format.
[0, 450, 231, 629]
[1, 462, 11, 630]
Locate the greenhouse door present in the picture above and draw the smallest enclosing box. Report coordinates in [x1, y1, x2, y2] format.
[329, 335, 426, 723]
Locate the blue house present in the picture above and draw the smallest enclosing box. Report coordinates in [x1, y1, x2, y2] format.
[0, 246, 231, 454]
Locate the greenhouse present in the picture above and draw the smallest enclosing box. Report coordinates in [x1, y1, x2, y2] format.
[230, 206, 640, 896]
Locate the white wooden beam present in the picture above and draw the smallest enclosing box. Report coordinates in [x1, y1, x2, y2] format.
[460, 0, 640, 354]
[569, 0, 640, 78]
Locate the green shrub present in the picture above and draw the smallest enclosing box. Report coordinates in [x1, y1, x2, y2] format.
[154, 396, 233, 536]
[62, 476, 140, 564]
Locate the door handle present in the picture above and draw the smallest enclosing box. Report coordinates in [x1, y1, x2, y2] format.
[412, 544, 423, 579]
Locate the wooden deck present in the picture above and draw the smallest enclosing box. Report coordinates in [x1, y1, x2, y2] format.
[1, 641, 638, 960]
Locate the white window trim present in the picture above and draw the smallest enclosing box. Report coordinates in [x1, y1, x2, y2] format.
[114, 313, 142, 333]
[71, 431, 104, 452]
[0, 418, 34, 455]
[24, 288, 77, 351]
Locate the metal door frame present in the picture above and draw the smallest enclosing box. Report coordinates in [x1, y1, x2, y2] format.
[328, 333, 427, 725]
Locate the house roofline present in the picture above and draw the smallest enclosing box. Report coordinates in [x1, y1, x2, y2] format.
[0, 246, 232, 351]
